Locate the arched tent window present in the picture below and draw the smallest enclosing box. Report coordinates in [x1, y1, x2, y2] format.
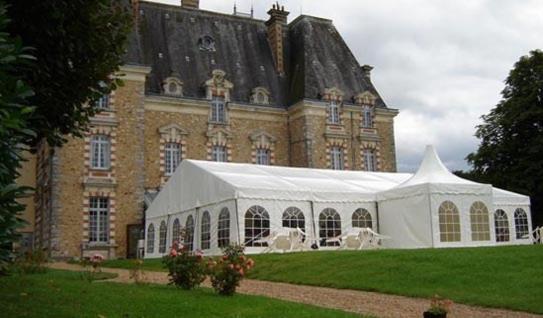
[159, 221, 167, 253]
[218, 208, 230, 248]
[514, 208, 529, 239]
[319, 208, 341, 247]
[352, 208, 372, 229]
[438, 201, 461, 242]
[244, 205, 270, 247]
[201, 211, 211, 250]
[185, 215, 195, 251]
[172, 218, 180, 244]
[282, 207, 305, 231]
[146, 223, 155, 254]
[470, 201, 491, 241]
[494, 209, 510, 242]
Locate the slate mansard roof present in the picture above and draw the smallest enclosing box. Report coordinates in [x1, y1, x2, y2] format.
[125, 1, 388, 108]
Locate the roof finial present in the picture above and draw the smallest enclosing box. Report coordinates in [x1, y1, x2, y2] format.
[250, 3, 254, 18]
[234, 1, 237, 14]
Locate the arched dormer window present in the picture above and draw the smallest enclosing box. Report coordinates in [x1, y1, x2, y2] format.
[250, 87, 271, 105]
[162, 75, 184, 97]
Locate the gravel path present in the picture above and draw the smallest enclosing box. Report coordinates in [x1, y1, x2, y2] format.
[49, 262, 541, 318]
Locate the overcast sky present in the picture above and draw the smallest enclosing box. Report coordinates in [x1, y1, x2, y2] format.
[148, 0, 543, 172]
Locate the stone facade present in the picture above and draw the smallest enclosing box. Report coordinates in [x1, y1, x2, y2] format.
[23, 2, 399, 259]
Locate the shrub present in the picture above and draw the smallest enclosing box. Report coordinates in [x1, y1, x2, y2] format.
[12, 250, 48, 274]
[79, 253, 105, 282]
[162, 241, 206, 290]
[208, 245, 254, 296]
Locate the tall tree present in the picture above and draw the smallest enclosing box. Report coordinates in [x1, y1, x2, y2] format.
[0, 0, 132, 272]
[6, 0, 132, 147]
[0, 3, 35, 274]
[467, 50, 543, 226]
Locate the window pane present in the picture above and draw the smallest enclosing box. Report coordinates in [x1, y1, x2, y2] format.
[438, 201, 461, 242]
[89, 197, 109, 243]
[201, 211, 211, 250]
[244, 206, 270, 247]
[218, 208, 230, 248]
[319, 208, 341, 247]
[470, 201, 490, 241]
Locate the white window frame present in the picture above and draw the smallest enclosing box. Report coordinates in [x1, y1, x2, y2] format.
[91, 135, 111, 170]
[95, 95, 110, 110]
[362, 105, 373, 128]
[185, 215, 195, 252]
[330, 146, 344, 170]
[438, 201, 461, 242]
[244, 205, 270, 247]
[165, 142, 181, 176]
[319, 208, 341, 247]
[212, 145, 227, 162]
[364, 149, 377, 172]
[146, 224, 155, 253]
[470, 201, 491, 241]
[256, 148, 271, 165]
[328, 100, 340, 124]
[159, 221, 167, 254]
[352, 208, 372, 229]
[89, 197, 109, 243]
[494, 209, 510, 242]
[210, 96, 226, 123]
[218, 208, 231, 248]
[201, 211, 211, 250]
[514, 208, 529, 239]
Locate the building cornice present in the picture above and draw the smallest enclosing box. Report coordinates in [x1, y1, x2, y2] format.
[118, 64, 152, 82]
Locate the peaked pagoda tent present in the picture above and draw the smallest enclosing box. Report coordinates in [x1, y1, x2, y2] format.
[377, 145, 532, 248]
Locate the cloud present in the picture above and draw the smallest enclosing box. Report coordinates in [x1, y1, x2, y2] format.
[147, 0, 543, 172]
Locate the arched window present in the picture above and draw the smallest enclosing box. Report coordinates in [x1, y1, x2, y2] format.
[218, 208, 230, 248]
[172, 218, 180, 244]
[352, 208, 372, 229]
[319, 208, 341, 246]
[146, 223, 155, 254]
[159, 221, 167, 253]
[244, 205, 270, 247]
[282, 207, 305, 231]
[201, 211, 211, 250]
[494, 209, 510, 242]
[470, 201, 490, 241]
[438, 201, 461, 242]
[185, 215, 195, 251]
[514, 208, 529, 239]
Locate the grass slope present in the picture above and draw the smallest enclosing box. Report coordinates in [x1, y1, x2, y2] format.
[103, 245, 543, 314]
[248, 245, 543, 314]
[0, 270, 363, 318]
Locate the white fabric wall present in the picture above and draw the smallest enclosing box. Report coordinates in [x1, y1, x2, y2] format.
[431, 194, 495, 248]
[378, 194, 433, 248]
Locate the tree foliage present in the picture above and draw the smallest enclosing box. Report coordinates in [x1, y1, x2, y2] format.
[0, 3, 35, 274]
[6, 0, 132, 147]
[467, 50, 543, 226]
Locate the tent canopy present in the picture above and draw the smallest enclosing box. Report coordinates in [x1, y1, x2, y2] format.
[378, 146, 493, 200]
[146, 160, 412, 218]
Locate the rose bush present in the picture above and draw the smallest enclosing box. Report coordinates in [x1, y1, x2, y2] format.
[207, 245, 254, 296]
[162, 241, 206, 290]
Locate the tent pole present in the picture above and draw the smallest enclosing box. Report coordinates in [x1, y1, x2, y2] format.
[375, 201, 380, 233]
[427, 191, 435, 247]
[234, 199, 241, 245]
[310, 201, 317, 246]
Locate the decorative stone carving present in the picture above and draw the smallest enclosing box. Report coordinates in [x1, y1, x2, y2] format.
[162, 75, 184, 97]
[204, 69, 234, 101]
[250, 87, 271, 105]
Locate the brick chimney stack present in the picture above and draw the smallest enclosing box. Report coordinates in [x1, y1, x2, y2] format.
[182, 0, 200, 9]
[266, 2, 289, 75]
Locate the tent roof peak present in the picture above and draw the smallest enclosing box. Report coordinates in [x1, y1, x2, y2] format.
[396, 145, 476, 188]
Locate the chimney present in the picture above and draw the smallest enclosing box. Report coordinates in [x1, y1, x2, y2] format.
[182, 0, 199, 9]
[361, 65, 374, 78]
[266, 2, 289, 75]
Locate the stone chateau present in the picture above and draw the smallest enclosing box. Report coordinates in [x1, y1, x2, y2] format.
[20, 0, 399, 259]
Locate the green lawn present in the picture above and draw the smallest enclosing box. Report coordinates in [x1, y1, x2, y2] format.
[0, 270, 363, 318]
[103, 245, 543, 314]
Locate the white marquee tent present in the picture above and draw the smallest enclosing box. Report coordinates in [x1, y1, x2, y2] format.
[144, 146, 533, 257]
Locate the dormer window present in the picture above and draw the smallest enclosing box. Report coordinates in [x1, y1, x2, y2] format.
[210, 96, 226, 123]
[250, 87, 270, 105]
[163, 76, 184, 97]
[328, 100, 340, 124]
